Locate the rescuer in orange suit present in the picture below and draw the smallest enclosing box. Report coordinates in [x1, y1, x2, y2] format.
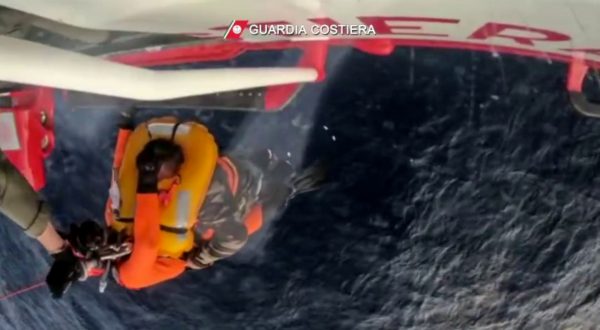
[40, 115, 325, 298]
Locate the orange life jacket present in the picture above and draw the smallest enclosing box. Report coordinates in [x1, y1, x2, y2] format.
[104, 116, 263, 289]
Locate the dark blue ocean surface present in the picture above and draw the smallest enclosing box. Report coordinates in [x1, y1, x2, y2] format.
[2, 47, 600, 329]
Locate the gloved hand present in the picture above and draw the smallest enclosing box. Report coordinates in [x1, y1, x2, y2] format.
[186, 222, 248, 270]
[67, 220, 106, 256]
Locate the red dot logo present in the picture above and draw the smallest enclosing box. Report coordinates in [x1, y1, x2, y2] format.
[224, 20, 249, 40]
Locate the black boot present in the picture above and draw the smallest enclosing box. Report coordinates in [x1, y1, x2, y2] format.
[288, 161, 327, 199]
[45, 220, 107, 299]
[260, 160, 327, 214]
[46, 246, 85, 299]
